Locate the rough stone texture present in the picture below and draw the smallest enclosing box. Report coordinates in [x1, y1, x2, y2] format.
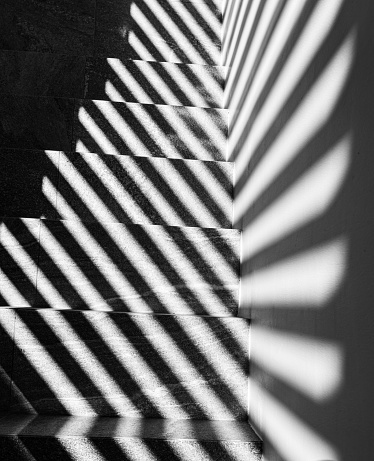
[0, 96, 75, 151]
[0, 219, 40, 307]
[0, 309, 16, 411]
[0, 436, 262, 461]
[73, 99, 227, 161]
[0, 149, 60, 219]
[56, 151, 233, 228]
[84, 58, 225, 108]
[35, 219, 239, 314]
[0, 414, 260, 441]
[0, 413, 262, 460]
[9, 310, 249, 420]
[95, 0, 221, 65]
[0, 0, 96, 56]
[0, 50, 86, 99]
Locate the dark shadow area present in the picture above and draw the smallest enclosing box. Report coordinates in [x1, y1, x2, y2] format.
[0, 0, 221, 65]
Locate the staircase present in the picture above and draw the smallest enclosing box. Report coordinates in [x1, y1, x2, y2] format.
[0, 0, 262, 459]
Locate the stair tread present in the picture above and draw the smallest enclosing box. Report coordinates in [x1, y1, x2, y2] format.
[0, 413, 260, 442]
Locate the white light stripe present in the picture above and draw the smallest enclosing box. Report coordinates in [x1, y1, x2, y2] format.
[114, 438, 158, 461]
[93, 99, 151, 155]
[226, 0, 261, 68]
[131, 3, 172, 60]
[90, 314, 188, 419]
[241, 135, 352, 257]
[59, 438, 105, 461]
[40, 310, 139, 415]
[128, 32, 158, 63]
[235, 32, 355, 210]
[150, 159, 221, 227]
[44, 178, 195, 314]
[2, 221, 71, 310]
[251, 325, 343, 401]
[138, 226, 236, 315]
[227, 0, 306, 125]
[4, 311, 92, 414]
[176, 316, 248, 404]
[249, 381, 341, 461]
[233, 0, 346, 176]
[0, 266, 30, 306]
[242, 237, 348, 308]
[77, 106, 120, 156]
[134, 1, 207, 64]
[222, 0, 244, 62]
[108, 59, 151, 103]
[39, 222, 106, 308]
[102, 89, 226, 162]
[187, 158, 232, 211]
[130, 315, 232, 419]
[84, 151, 185, 226]
[226, 0, 281, 106]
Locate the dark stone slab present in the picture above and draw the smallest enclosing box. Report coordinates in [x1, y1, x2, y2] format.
[56, 151, 233, 228]
[95, 0, 221, 65]
[0, 309, 16, 411]
[35, 219, 239, 314]
[0, 96, 75, 151]
[73, 99, 227, 161]
[0, 219, 41, 306]
[84, 58, 225, 108]
[0, 50, 86, 99]
[0, 0, 96, 56]
[0, 149, 60, 219]
[10, 310, 249, 420]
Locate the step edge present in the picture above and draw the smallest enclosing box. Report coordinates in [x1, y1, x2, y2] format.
[0, 414, 260, 443]
[0, 216, 240, 234]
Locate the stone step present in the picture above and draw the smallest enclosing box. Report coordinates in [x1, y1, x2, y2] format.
[0, 95, 227, 157]
[74, 100, 228, 162]
[0, 217, 239, 315]
[0, 414, 262, 461]
[0, 308, 249, 420]
[94, 0, 222, 65]
[0, 50, 226, 102]
[0, 149, 233, 229]
[84, 58, 226, 108]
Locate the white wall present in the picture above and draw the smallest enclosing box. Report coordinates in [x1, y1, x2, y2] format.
[223, 0, 374, 459]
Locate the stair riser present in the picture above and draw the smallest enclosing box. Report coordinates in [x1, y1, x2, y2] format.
[95, 0, 222, 65]
[0, 309, 249, 420]
[85, 58, 225, 108]
[0, 56, 226, 107]
[0, 217, 239, 315]
[74, 100, 227, 162]
[0, 96, 227, 158]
